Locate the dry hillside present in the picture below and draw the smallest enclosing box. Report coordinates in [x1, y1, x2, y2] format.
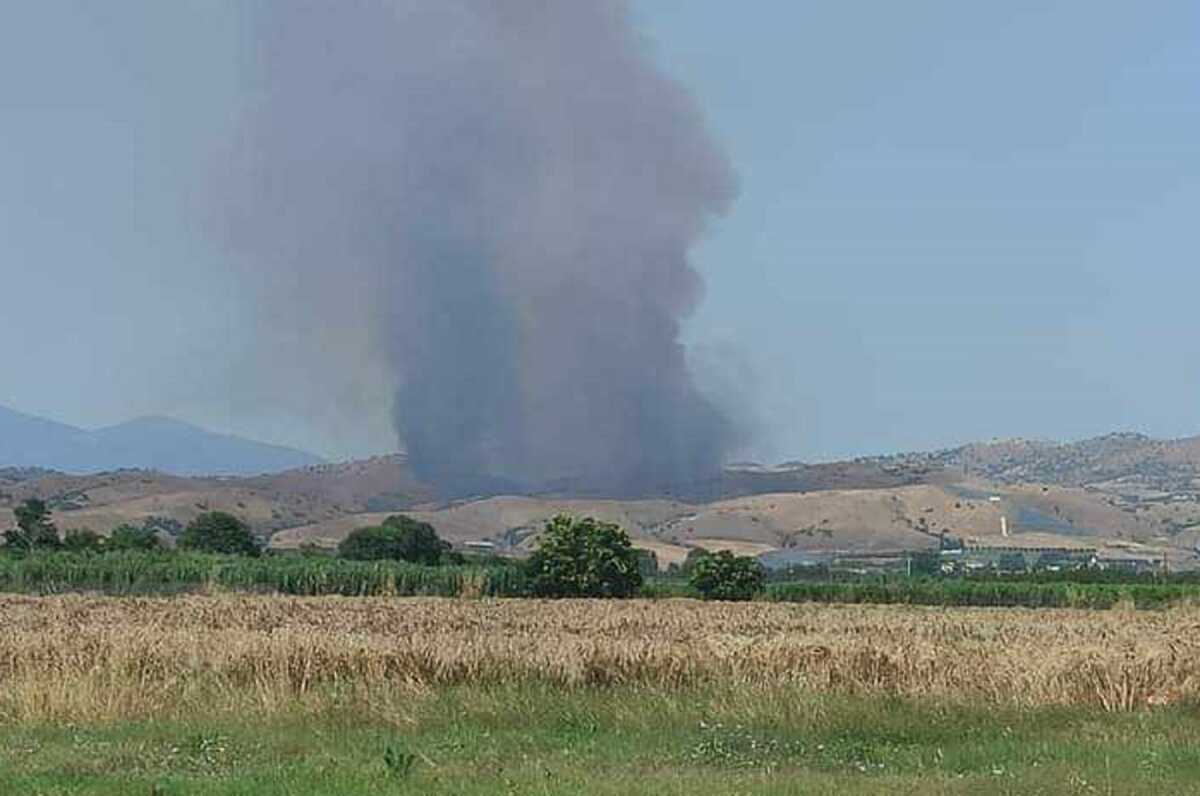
[272, 481, 1200, 569]
[0, 456, 432, 538]
[5, 433, 1200, 567]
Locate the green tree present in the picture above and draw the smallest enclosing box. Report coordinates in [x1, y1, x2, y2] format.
[337, 515, 450, 565]
[526, 514, 642, 598]
[62, 529, 105, 553]
[108, 524, 163, 552]
[4, 498, 61, 554]
[178, 512, 261, 556]
[689, 551, 765, 601]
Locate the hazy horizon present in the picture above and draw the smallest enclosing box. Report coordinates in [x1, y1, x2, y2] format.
[1, 1, 1196, 467]
[3, 398, 1191, 469]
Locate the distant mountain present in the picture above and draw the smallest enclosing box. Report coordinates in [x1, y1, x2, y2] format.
[0, 406, 84, 468]
[0, 406, 323, 475]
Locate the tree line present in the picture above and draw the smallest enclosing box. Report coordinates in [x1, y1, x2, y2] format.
[2, 499, 765, 601]
[4, 499, 259, 557]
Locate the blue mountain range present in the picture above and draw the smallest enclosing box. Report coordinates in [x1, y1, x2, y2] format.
[0, 406, 323, 476]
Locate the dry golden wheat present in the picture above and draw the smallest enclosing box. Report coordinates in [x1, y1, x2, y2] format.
[1, 595, 1198, 720]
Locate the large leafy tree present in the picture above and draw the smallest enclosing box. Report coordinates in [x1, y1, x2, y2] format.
[4, 498, 61, 554]
[337, 515, 449, 565]
[689, 550, 765, 601]
[178, 512, 261, 556]
[527, 514, 642, 598]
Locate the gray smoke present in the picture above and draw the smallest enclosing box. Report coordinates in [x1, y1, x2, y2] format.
[224, 1, 738, 495]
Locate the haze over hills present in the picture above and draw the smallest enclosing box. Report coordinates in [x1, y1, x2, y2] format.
[3, 426, 1200, 569]
[0, 406, 322, 476]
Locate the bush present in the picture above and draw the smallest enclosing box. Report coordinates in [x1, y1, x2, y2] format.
[689, 551, 765, 601]
[108, 524, 164, 552]
[62, 529, 105, 553]
[526, 514, 642, 598]
[337, 515, 450, 565]
[178, 512, 261, 556]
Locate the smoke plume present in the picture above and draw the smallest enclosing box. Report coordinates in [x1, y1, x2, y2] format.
[225, 1, 738, 495]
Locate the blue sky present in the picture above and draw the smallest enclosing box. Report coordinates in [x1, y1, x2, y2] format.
[636, 1, 1199, 460]
[0, 2, 1196, 462]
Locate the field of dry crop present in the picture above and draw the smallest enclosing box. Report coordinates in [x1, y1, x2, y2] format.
[3, 594, 1199, 722]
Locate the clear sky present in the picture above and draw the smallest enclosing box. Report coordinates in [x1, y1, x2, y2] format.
[1, 2, 1197, 462]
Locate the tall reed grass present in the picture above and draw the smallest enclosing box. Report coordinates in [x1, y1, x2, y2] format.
[0, 552, 527, 597]
[3, 552, 1199, 609]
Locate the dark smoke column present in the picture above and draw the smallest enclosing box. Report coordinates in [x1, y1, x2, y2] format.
[227, 1, 738, 496]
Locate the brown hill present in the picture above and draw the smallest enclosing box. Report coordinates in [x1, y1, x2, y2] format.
[0, 455, 433, 538]
[5, 433, 1200, 565]
[272, 481, 1197, 566]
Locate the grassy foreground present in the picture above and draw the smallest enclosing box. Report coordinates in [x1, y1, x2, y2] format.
[6, 595, 1200, 793]
[4, 686, 1200, 795]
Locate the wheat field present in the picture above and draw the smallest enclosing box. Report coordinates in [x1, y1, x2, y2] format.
[2, 594, 1198, 722]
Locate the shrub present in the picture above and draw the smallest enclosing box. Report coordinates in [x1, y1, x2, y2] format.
[689, 551, 765, 601]
[527, 514, 642, 598]
[178, 512, 261, 556]
[337, 515, 450, 565]
[3, 499, 61, 554]
[108, 524, 164, 552]
[62, 529, 105, 553]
